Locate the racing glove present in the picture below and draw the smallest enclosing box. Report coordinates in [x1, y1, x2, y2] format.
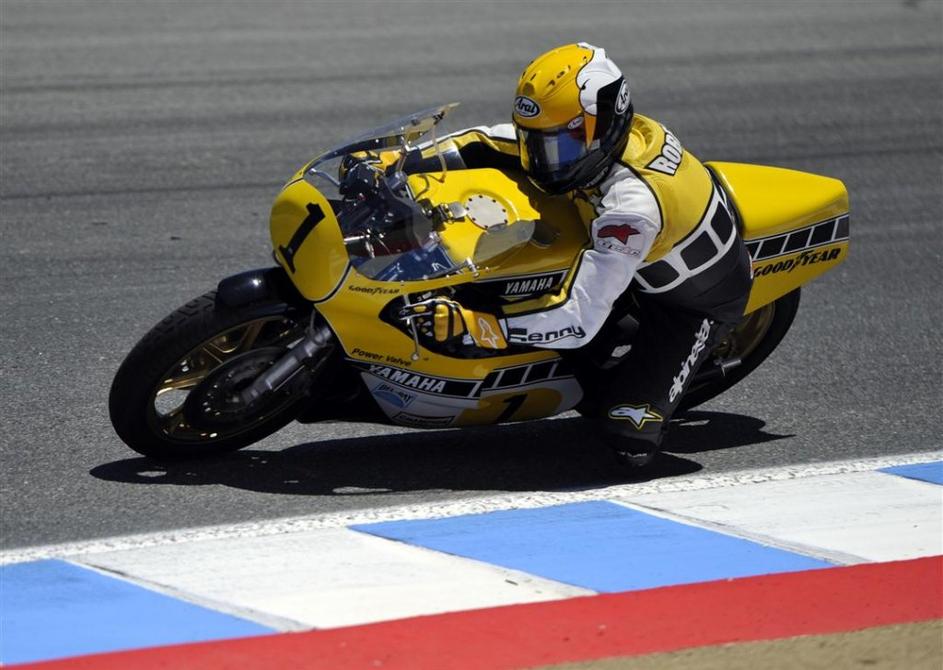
[340, 150, 401, 178]
[399, 298, 508, 350]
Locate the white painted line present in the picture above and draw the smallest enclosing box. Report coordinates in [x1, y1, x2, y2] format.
[620, 471, 943, 563]
[80, 528, 591, 630]
[2, 451, 939, 565]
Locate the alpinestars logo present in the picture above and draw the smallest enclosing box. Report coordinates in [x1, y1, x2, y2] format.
[476, 317, 501, 349]
[608, 403, 663, 430]
[598, 224, 640, 245]
[596, 223, 643, 256]
[669, 319, 712, 403]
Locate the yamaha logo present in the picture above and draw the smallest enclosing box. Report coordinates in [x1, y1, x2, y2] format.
[514, 96, 540, 118]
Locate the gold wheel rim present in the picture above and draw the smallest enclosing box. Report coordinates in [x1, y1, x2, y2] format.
[148, 315, 306, 442]
[713, 304, 776, 362]
[684, 303, 776, 398]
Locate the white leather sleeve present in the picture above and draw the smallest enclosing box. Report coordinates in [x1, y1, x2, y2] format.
[504, 167, 662, 349]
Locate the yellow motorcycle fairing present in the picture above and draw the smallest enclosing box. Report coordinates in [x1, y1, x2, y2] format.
[269, 160, 848, 429]
[271, 167, 589, 428]
[269, 177, 349, 302]
[404, 168, 588, 280]
[707, 162, 850, 313]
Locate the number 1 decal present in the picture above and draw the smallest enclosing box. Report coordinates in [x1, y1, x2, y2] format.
[457, 388, 562, 426]
[496, 394, 527, 423]
[279, 203, 324, 273]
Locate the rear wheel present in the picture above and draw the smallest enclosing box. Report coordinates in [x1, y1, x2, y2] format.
[679, 289, 801, 410]
[109, 292, 315, 459]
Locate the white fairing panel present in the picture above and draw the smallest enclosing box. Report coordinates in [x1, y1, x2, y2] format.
[356, 358, 584, 428]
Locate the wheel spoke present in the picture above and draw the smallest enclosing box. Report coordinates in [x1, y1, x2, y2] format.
[201, 342, 228, 364]
[232, 320, 266, 354]
[163, 406, 188, 435]
[160, 366, 210, 392]
[149, 312, 309, 444]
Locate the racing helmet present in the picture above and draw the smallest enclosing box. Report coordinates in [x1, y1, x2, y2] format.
[512, 43, 633, 194]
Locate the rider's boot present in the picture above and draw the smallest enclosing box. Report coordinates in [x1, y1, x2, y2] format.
[602, 405, 667, 468]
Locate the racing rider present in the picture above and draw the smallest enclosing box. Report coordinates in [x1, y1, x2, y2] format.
[409, 43, 753, 467]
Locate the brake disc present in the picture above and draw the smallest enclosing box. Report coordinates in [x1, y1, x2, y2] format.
[182, 347, 294, 431]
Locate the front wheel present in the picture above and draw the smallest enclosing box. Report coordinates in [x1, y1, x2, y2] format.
[109, 292, 315, 459]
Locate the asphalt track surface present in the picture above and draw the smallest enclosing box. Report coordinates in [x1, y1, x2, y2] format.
[1, 1, 941, 550]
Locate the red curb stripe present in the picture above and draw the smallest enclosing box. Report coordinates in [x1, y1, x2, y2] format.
[14, 556, 942, 670]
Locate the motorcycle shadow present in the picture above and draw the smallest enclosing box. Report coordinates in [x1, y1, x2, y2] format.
[91, 411, 791, 496]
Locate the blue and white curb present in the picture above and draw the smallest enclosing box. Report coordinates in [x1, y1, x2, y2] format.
[1, 560, 272, 664]
[2, 453, 941, 665]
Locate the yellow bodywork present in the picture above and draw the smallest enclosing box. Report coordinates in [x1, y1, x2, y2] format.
[270, 167, 588, 426]
[707, 162, 850, 313]
[405, 169, 587, 277]
[269, 160, 848, 427]
[269, 178, 349, 302]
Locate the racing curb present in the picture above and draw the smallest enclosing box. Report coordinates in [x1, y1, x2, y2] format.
[12, 556, 941, 670]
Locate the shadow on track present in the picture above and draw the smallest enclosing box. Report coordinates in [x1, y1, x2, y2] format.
[90, 411, 791, 497]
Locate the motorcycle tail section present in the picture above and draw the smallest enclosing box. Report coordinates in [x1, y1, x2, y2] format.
[707, 161, 849, 313]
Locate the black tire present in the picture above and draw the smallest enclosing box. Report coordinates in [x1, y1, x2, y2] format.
[679, 288, 801, 410]
[109, 291, 313, 460]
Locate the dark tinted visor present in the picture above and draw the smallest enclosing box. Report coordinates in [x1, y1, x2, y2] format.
[517, 124, 589, 182]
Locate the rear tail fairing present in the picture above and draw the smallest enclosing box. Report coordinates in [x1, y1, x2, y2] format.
[707, 162, 849, 313]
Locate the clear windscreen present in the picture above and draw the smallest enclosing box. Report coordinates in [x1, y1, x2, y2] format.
[303, 141, 468, 282]
[324, 155, 535, 283]
[334, 174, 463, 282]
[305, 103, 459, 177]
[298, 104, 533, 282]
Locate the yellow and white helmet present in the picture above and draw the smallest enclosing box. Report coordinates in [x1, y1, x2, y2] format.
[512, 43, 632, 193]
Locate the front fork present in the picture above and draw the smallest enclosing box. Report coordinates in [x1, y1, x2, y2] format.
[238, 313, 334, 406]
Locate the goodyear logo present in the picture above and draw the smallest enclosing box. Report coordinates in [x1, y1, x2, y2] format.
[754, 247, 842, 277]
[514, 96, 540, 118]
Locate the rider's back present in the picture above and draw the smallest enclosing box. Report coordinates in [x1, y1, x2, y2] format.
[605, 114, 715, 263]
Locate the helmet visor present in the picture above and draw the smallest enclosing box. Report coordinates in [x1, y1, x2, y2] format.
[517, 123, 589, 188]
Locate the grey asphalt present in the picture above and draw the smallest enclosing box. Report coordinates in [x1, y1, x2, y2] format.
[1, 1, 940, 550]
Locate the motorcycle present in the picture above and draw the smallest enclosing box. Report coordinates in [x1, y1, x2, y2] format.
[109, 104, 850, 459]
